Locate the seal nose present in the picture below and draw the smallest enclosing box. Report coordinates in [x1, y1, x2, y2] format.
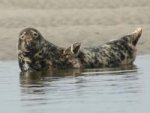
[25, 36, 33, 46]
[26, 34, 33, 41]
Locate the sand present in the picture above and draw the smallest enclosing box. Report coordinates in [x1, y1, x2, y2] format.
[0, 0, 150, 60]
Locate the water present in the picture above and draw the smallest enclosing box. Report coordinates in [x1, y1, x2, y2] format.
[0, 55, 150, 113]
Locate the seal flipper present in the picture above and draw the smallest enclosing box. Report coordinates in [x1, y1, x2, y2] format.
[122, 27, 142, 46]
[131, 27, 142, 46]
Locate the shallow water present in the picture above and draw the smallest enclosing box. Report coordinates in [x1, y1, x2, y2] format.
[0, 55, 150, 113]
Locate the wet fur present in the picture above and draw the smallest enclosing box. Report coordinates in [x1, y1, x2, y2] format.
[18, 28, 66, 71]
[18, 28, 142, 71]
[62, 28, 142, 68]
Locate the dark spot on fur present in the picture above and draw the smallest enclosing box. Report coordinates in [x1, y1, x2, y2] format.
[120, 52, 125, 60]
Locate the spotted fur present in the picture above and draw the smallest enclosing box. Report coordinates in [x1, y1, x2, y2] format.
[18, 28, 66, 71]
[62, 28, 142, 68]
[18, 27, 142, 71]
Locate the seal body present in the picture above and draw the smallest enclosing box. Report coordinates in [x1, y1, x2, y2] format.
[18, 28, 64, 71]
[18, 27, 142, 71]
[62, 28, 142, 68]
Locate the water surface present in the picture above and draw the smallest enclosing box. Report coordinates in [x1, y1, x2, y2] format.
[0, 56, 150, 113]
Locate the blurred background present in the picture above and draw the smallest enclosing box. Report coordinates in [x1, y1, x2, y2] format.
[0, 0, 150, 60]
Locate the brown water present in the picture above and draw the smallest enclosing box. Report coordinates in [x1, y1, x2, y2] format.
[0, 55, 150, 113]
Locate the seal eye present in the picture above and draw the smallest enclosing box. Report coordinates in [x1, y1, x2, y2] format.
[20, 35, 24, 39]
[20, 33, 25, 40]
[32, 32, 38, 38]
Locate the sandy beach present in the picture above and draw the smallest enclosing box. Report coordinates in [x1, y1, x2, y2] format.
[0, 0, 150, 60]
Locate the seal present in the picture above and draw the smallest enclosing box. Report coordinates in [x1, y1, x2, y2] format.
[61, 28, 142, 68]
[18, 28, 65, 72]
[18, 27, 142, 71]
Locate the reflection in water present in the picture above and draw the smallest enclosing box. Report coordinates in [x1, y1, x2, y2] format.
[82, 64, 137, 75]
[19, 64, 141, 113]
[20, 69, 82, 94]
[20, 68, 82, 85]
[20, 65, 137, 91]
[20, 65, 137, 83]
[1, 56, 150, 113]
[20, 69, 82, 108]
